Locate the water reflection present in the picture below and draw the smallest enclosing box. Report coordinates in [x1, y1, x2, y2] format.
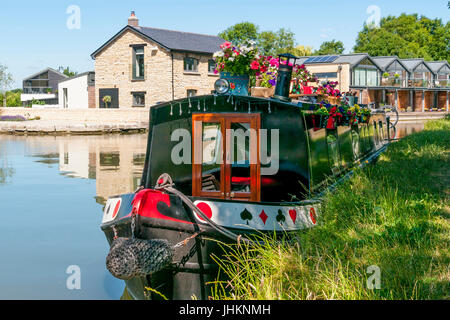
[0, 141, 15, 185]
[0, 133, 147, 300]
[25, 135, 147, 204]
[395, 122, 425, 139]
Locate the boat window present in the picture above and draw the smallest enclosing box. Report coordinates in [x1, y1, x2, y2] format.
[379, 121, 384, 141]
[230, 122, 251, 193]
[326, 130, 340, 175]
[201, 123, 222, 191]
[373, 121, 379, 145]
[351, 128, 360, 160]
[192, 113, 261, 202]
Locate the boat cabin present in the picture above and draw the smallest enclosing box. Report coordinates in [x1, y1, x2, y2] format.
[140, 94, 388, 204]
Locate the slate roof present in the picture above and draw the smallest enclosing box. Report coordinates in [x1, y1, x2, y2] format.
[91, 25, 224, 58]
[333, 54, 375, 67]
[425, 61, 450, 74]
[136, 26, 224, 53]
[298, 53, 380, 70]
[23, 67, 68, 81]
[399, 59, 429, 72]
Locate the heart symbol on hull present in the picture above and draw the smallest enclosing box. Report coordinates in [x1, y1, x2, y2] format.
[289, 209, 297, 224]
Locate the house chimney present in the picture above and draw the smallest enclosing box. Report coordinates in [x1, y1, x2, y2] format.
[128, 11, 139, 27]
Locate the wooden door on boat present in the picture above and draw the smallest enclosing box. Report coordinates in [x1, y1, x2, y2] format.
[192, 113, 261, 202]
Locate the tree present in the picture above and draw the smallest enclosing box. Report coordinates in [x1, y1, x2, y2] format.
[353, 14, 449, 61]
[0, 64, 13, 107]
[291, 45, 313, 57]
[314, 40, 345, 55]
[58, 66, 78, 77]
[258, 31, 278, 56]
[218, 22, 259, 45]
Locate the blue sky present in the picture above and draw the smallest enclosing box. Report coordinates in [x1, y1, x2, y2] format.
[0, 0, 448, 88]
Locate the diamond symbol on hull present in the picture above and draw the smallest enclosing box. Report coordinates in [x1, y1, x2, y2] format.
[259, 210, 268, 225]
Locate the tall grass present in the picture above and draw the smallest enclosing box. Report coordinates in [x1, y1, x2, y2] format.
[212, 117, 449, 300]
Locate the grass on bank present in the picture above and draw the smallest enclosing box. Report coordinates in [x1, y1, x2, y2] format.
[212, 117, 449, 300]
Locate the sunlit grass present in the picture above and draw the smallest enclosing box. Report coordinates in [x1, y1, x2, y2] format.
[212, 117, 449, 300]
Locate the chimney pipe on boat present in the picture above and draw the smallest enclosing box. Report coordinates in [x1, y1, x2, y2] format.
[272, 53, 297, 103]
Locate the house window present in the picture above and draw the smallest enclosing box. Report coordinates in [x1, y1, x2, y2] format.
[184, 57, 199, 72]
[187, 89, 197, 97]
[314, 72, 338, 80]
[133, 46, 145, 80]
[208, 59, 216, 74]
[132, 92, 146, 107]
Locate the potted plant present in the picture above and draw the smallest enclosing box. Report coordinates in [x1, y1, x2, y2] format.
[252, 55, 280, 98]
[46, 88, 52, 94]
[102, 95, 112, 109]
[394, 73, 401, 85]
[213, 40, 261, 95]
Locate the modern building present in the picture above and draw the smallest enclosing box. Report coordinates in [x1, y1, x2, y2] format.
[58, 71, 95, 109]
[21, 68, 68, 106]
[297, 54, 449, 112]
[91, 11, 224, 109]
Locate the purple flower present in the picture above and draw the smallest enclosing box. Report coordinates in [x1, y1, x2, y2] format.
[269, 78, 277, 86]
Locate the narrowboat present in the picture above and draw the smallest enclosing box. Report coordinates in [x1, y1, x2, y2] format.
[100, 56, 396, 300]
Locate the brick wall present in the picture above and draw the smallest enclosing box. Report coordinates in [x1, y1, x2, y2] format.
[88, 86, 96, 109]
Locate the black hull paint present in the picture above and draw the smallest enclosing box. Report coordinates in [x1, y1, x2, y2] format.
[102, 216, 232, 300]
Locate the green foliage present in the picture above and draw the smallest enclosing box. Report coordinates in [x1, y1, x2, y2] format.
[58, 66, 78, 77]
[219, 23, 297, 57]
[0, 90, 22, 107]
[219, 22, 259, 45]
[314, 40, 345, 55]
[354, 14, 450, 61]
[212, 118, 450, 300]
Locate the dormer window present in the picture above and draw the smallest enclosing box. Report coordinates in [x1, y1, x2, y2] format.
[184, 57, 199, 72]
[132, 46, 145, 80]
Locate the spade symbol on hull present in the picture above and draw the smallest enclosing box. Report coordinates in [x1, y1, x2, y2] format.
[240, 209, 252, 225]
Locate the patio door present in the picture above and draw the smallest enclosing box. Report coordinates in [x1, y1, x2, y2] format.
[192, 113, 261, 202]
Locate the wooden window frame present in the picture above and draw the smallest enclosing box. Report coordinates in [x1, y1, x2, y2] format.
[192, 113, 261, 202]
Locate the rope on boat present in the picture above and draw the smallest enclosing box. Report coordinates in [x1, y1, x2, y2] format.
[155, 173, 253, 245]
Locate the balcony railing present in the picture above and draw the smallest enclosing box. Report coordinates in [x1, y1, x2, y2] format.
[23, 87, 54, 94]
[435, 80, 450, 88]
[380, 77, 406, 87]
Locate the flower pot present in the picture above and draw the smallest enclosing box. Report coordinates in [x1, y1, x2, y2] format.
[251, 87, 275, 98]
[220, 72, 250, 96]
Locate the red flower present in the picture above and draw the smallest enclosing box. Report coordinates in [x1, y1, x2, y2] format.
[230, 83, 236, 89]
[250, 60, 260, 70]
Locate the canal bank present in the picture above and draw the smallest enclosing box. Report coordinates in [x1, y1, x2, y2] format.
[0, 108, 149, 134]
[213, 116, 450, 300]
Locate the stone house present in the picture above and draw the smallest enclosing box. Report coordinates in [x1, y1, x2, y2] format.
[91, 12, 224, 109]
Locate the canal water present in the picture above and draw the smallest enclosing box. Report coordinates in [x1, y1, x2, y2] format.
[0, 122, 425, 299]
[0, 134, 147, 300]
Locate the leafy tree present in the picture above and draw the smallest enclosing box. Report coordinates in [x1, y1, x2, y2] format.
[314, 40, 345, 55]
[354, 14, 449, 61]
[273, 28, 296, 55]
[0, 64, 13, 107]
[291, 45, 313, 57]
[58, 66, 78, 77]
[219, 23, 299, 57]
[258, 31, 278, 56]
[218, 22, 259, 45]
[258, 28, 296, 56]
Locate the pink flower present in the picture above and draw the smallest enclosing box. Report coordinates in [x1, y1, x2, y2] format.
[224, 42, 232, 48]
[269, 58, 279, 67]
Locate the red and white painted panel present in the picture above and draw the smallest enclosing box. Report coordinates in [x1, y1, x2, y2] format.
[193, 200, 320, 231]
[102, 198, 122, 224]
